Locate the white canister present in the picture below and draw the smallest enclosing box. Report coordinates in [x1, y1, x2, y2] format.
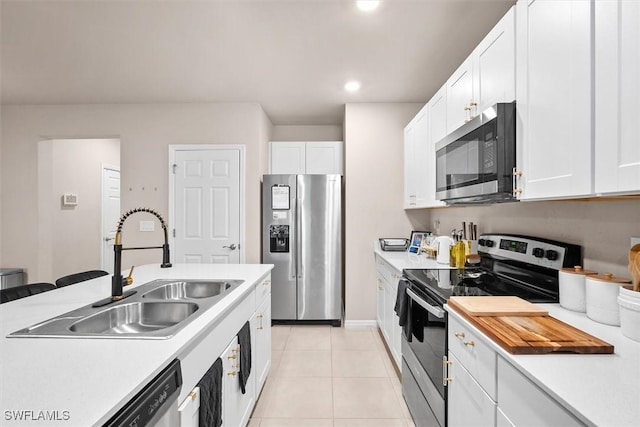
[585, 273, 632, 326]
[618, 286, 640, 342]
[559, 266, 597, 312]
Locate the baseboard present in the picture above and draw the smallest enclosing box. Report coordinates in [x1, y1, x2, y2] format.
[344, 319, 377, 329]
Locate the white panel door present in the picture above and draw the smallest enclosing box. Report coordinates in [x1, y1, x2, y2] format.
[174, 149, 240, 264]
[595, 0, 640, 194]
[446, 56, 475, 134]
[101, 165, 120, 273]
[305, 142, 343, 175]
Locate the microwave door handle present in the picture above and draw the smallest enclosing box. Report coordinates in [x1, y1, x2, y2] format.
[406, 289, 445, 319]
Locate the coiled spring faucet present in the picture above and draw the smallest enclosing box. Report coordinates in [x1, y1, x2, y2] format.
[111, 207, 172, 302]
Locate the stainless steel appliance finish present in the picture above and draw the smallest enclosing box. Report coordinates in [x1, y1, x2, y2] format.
[262, 174, 342, 324]
[400, 233, 582, 427]
[8, 279, 243, 339]
[435, 102, 516, 205]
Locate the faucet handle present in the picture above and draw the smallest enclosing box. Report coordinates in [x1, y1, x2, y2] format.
[124, 266, 135, 286]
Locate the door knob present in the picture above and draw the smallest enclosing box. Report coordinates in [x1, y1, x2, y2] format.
[223, 243, 237, 250]
[104, 237, 114, 242]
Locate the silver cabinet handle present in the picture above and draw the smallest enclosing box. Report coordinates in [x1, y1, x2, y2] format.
[223, 243, 237, 250]
[104, 237, 114, 242]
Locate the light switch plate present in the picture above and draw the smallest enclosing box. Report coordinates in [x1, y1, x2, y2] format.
[140, 220, 155, 232]
[632, 237, 640, 248]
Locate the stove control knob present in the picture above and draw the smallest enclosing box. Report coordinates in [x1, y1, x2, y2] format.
[545, 250, 559, 261]
[485, 240, 495, 248]
[478, 239, 486, 246]
[532, 248, 545, 258]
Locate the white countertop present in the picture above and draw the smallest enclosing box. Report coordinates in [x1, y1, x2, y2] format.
[446, 303, 640, 427]
[0, 263, 273, 427]
[374, 241, 454, 272]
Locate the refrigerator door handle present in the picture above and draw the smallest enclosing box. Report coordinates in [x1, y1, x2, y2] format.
[296, 194, 303, 279]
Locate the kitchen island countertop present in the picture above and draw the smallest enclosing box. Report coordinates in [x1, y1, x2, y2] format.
[0, 263, 272, 427]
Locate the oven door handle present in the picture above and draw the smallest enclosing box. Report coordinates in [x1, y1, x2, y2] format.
[406, 289, 445, 319]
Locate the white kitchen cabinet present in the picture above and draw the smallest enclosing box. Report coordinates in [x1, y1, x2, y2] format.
[253, 296, 271, 395]
[446, 56, 475, 134]
[178, 386, 200, 427]
[222, 336, 255, 427]
[426, 85, 448, 208]
[269, 141, 343, 175]
[404, 121, 418, 208]
[594, 0, 640, 195]
[374, 253, 402, 369]
[473, 6, 515, 114]
[497, 356, 584, 426]
[515, 0, 592, 200]
[447, 353, 497, 427]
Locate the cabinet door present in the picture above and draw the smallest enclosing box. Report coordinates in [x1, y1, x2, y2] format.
[447, 353, 497, 427]
[254, 297, 272, 394]
[383, 281, 396, 363]
[222, 337, 255, 427]
[178, 386, 200, 427]
[516, 0, 592, 199]
[404, 121, 418, 208]
[305, 142, 343, 175]
[376, 273, 385, 331]
[497, 357, 583, 426]
[446, 56, 475, 134]
[474, 6, 515, 113]
[413, 106, 431, 207]
[270, 142, 306, 174]
[595, 0, 640, 194]
[426, 86, 447, 208]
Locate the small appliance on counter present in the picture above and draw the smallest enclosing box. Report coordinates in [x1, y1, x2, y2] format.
[379, 238, 409, 252]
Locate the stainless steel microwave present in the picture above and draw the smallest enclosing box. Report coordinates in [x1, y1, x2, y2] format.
[435, 102, 516, 205]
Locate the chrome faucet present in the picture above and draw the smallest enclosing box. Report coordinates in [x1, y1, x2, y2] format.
[111, 208, 172, 302]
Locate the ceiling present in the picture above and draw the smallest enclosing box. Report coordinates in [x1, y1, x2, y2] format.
[1, 0, 514, 125]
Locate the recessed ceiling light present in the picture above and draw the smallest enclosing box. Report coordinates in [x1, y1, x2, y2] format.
[344, 81, 361, 92]
[356, 1, 380, 12]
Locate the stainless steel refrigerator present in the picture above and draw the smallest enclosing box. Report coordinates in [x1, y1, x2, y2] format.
[262, 174, 342, 325]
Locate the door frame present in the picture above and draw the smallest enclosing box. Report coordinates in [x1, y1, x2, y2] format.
[168, 144, 246, 263]
[100, 163, 120, 272]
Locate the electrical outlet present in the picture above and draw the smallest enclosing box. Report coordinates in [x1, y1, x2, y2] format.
[632, 237, 640, 248]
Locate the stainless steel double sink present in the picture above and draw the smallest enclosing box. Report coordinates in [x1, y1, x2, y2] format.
[9, 279, 244, 339]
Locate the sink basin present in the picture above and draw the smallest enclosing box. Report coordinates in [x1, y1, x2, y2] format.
[68, 302, 199, 334]
[142, 280, 235, 300]
[8, 277, 245, 339]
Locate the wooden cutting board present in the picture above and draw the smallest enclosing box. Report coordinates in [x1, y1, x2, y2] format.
[448, 296, 549, 316]
[450, 307, 614, 355]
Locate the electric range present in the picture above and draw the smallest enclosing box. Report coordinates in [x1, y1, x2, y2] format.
[399, 233, 582, 427]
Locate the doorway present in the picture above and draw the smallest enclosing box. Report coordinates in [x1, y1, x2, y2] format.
[169, 145, 245, 264]
[101, 164, 121, 273]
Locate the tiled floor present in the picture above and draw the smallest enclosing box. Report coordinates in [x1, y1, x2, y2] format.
[249, 325, 415, 427]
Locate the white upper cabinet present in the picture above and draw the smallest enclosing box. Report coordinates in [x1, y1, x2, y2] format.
[404, 111, 419, 208]
[426, 85, 447, 208]
[474, 6, 516, 114]
[516, 0, 593, 200]
[446, 6, 515, 135]
[446, 56, 475, 134]
[270, 141, 343, 175]
[594, 0, 640, 194]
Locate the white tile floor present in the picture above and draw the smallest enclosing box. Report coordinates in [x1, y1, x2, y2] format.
[249, 325, 415, 427]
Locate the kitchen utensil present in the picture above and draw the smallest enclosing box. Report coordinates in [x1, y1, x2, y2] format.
[448, 296, 548, 316]
[559, 266, 597, 312]
[629, 244, 640, 291]
[585, 273, 631, 326]
[435, 236, 454, 265]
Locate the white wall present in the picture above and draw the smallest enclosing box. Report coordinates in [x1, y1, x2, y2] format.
[271, 125, 343, 141]
[344, 103, 422, 322]
[1, 103, 270, 283]
[38, 139, 120, 281]
[418, 200, 640, 277]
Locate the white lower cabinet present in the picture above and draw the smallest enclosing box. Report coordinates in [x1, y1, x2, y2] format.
[497, 357, 584, 427]
[178, 386, 200, 427]
[222, 336, 255, 427]
[253, 296, 272, 395]
[374, 253, 402, 369]
[447, 353, 496, 427]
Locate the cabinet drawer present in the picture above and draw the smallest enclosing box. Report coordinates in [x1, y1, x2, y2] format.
[448, 314, 497, 399]
[448, 352, 496, 427]
[255, 276, 271, 308]
[497, 356, 584, 426]
[375, 255, 401, 286]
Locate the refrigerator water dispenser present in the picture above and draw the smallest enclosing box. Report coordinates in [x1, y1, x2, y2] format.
[269, 225, 289, 253]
